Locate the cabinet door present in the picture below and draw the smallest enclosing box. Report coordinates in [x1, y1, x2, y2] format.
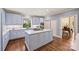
[10, 30, 24, 40]
[12, 14, 23, 25]
[39, 31, 52, 46]
[18, 30, 25, 37]
[44, 31, 52, 44]
[29, 34, 40, 50]
[10, 30, 18, 39]
[6, 13, 13, 25]
[39, 32, 45, 46]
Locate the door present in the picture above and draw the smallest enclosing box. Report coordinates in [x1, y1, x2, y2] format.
[51, 20, 57, 36]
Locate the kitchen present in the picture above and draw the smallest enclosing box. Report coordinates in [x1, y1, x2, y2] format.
[0, 8, 78, 51]
[0, 8, 52, 51]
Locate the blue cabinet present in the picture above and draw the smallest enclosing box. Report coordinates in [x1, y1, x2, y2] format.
[3, 31, 9, 50]
[5, 13, 23, 25]
[9, 29, 25, 40]
[25, 30, 52, 51]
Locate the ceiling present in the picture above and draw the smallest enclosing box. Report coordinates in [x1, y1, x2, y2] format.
[5, 8, 75, 16]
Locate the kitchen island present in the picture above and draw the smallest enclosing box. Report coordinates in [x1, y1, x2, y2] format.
[25, 29, 52, 51]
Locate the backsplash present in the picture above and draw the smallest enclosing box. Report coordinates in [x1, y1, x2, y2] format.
[3, 25, 23, 35]
[5, 25, 23, 30]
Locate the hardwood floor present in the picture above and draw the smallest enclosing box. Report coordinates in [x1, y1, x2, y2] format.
[5, 38, 27, 51]
[5, 36, 75, 51]
[35, 37, 74, 51]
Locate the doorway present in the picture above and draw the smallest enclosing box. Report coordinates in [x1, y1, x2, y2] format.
[61, 16, 75, 40]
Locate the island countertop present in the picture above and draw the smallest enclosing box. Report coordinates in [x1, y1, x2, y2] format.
[25, 29, 51, 35]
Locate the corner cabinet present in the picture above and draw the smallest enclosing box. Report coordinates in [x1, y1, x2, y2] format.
[3, 31, 9, 50]
[5, 13, 23, 25]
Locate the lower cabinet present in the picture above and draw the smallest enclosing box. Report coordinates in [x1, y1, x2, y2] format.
[39, 31, 52, 46]
[2, 29, 25, 50]
[29, 34, 40, 50]
[9, 29, 25, 40]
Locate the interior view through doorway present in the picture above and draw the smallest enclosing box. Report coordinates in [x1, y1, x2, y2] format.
[61, 16, 75, 46]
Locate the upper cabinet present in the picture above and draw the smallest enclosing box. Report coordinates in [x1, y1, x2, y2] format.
[31, 16, 44, 28]
[31, 17, 40, 26]
[5, 13, 23, 25]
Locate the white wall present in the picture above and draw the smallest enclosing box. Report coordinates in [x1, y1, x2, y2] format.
[44, 20, 50, 29]
[71, 33, 79, 50]
[44, 16, 51, 29]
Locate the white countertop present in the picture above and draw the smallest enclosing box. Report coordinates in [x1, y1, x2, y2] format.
[25, 29, 51, 35]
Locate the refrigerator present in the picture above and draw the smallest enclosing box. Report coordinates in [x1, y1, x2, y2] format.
[0, 11, 1, 51]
